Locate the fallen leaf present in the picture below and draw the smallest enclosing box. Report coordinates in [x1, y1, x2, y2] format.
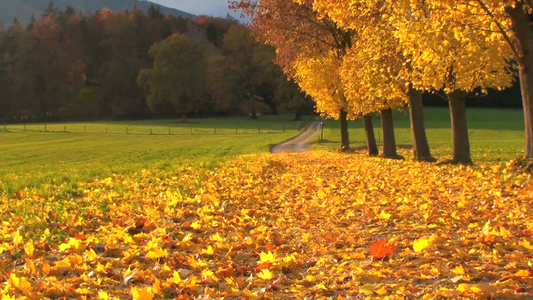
[369, 238, 394, 259]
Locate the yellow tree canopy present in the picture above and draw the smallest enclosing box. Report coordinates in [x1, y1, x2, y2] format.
[311, 0, 515, 94]
[293, 51, 356, 119]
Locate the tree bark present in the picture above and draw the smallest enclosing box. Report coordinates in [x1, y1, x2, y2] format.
[408, 87, 432, 160]
[506, 3, 533, 157]
[381, 109, 397, 158]
[448, 90, 472, 164]
[339, 109, 350, 150]
[363, 114, 378, 156]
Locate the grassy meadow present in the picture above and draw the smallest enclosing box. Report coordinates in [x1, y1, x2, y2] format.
[317, 107, 525, 162]
[0, 116, 311, 195]
[0, 107, 525, 194]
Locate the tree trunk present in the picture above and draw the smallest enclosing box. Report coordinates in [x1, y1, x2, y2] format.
[408, 87, 432, 160]
[506, 3, 533, 157]
[381, 108, 397, 158]
[520, 64, 533, 156]
[294, 111, 302, 121]
[363, 114, 378, 156]
[250, 108, 258, 119]
[339, 109, 349, 150]
[448, 90, 472, 164]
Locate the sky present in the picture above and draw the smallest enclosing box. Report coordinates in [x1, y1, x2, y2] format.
[147, 0, 240, 18]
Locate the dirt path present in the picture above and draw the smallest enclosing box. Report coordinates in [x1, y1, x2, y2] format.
[270, 121, 321, 153]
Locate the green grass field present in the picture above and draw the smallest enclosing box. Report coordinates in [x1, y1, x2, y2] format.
[316, 107, 525, 162]
[0, 107, 526, 195]
[0, 116, 312, 195]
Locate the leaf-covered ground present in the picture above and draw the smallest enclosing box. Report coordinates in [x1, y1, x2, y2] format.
[1, 150, 532, 299]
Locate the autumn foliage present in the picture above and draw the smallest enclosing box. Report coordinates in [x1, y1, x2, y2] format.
[1, 151, 532, 298]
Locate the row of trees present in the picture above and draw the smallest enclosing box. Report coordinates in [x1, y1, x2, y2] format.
[234, 0, 532, 163]
[0, 4, 313, 122]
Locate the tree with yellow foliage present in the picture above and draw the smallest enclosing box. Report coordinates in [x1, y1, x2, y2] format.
[232, 0, 356, 150]
[420, 0, 532, 157]
[312, 0, 514, 163]
[313, 0, 432, 160]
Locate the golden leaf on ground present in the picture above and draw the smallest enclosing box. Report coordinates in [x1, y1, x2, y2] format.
[514, 270, 531, 278]
[146, 248, 168, 259]
[201, 245, 214, 255]
[413, 237, 430, 253]
[257, 269, 274, 280]
[131, 287, 153, 300]
[259, 251, 275, 263]
[98, 291, 109, 300]
[9, 273, 31, 290]
[452, 265, 465, 275]
[23, 240, 34, 257]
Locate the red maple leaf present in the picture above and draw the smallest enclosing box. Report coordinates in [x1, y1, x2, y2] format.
[370, 238, 395, 259]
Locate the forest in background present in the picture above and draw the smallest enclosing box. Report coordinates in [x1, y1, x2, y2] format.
[0, 3, 522, 124]
[0, 4, 313, 123]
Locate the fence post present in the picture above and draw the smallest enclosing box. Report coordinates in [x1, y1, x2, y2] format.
[126, 127, 129, 134]
[64, 125, 66, 133]
[44, 124, 47, 132]
[3, 124, 6, 132]
[258, 126, 261, 134]
[235, 128, 238, 134]
[168, 127, 171, 135]
[214, 128, 217, 135]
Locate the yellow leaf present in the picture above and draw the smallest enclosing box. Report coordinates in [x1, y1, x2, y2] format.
[85, 248, 98, 262]
[282, 254, 296, 263]
[170, 271, 182, 284]
[457, 283, 469, 292]
[146, 248, 168, 259]
[10, 273, 31, 290]
[76, 288, 91, 295]
[23, 241, 34, 257]
[379, 211, 391, 220]
[519, 239, 533, 250]
[98, 291, 109, 300]
[452, 265, 465, 275]
[201, 245, 214, 255]
[184, 275, 199, 288]
[514, 270, 531, 278]
[259, 251, 275, 263]
[375, 288, 388, 296]
[201, 269, 217, 281]
[131, 286, 153, 300]
[153, 278, 161, 294]
[210, 233, 223, 242]
[12, 230, 22, 248]
[190, 221, 201, 230]
[257, 269, 273, 280]
[413, 237, 430, 252]
[59, 243, 71, 252]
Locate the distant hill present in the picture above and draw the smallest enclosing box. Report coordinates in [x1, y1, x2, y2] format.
[0, 0, 194, 26]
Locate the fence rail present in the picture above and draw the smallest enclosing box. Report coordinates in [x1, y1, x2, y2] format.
[0, 123, 300, 136]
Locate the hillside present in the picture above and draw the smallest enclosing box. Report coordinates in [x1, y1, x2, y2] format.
[0, 0, 194, 26]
